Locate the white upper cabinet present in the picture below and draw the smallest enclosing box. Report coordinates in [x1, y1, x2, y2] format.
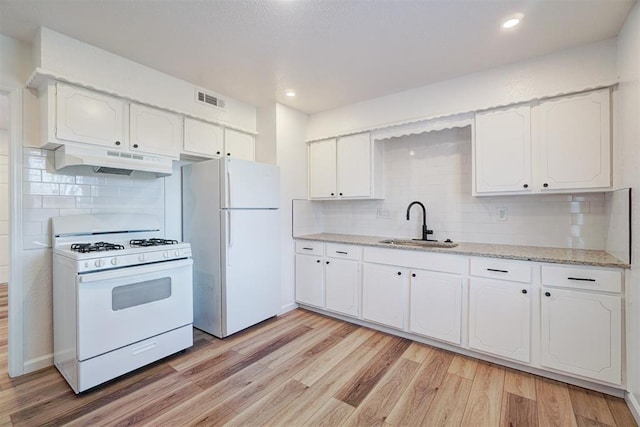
[473, 88, 611, 196]
[309, 138, 338, 198]
[55, 82, 126, 149]
[308, 132, 383, 200]
[224, 128, 255, 161]
[183, 117, 224, 158]
[474, 105, 532, 194]
[129, 103, 182, 158]
[537, 89, 611, 191]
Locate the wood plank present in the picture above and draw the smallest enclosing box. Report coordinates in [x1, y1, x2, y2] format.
[267, 344, 379, 426]
[345, 358, 420, 426]
[500, 391, 538, 427]
[536, 377, 578, 427]
[460, 362, 506, 427]
[504, 367, 537, 400]
[334, 336, 412, 407]
[568, 385, 616, 426]
[604, 394, 638, 427]
[448, 353, 479, 380]
[304, 397, 355, 427]
[421, 373, 473, 426]
[292, 327, 375, 386]
[385, 348, 454, 426]
[183, 404, 238, 427]
[401, 341, 433, 363]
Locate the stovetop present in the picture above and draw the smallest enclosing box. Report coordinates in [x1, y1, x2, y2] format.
[69, 239, 180, 253]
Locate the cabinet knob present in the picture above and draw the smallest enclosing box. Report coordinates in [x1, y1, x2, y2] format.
[331, 193, 335, 196]
[326, 261, 330, 264]
[316, 260, 320, 263]
[545, 291, 551, 297]
[227, 153, 231, 156]
[521, 289, 527, 294]
[523, 184, 528, 189]
[543, 183, 549, 188]
[412, 273, 416, 277]
[216, 151, 221, 155]
[397, 272, 402, 276]
[115, 141, 121, 146]
[339, 192, 343, 196]
[133, 144, 139, 149]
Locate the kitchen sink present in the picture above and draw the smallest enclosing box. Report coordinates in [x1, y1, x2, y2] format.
[378, 239, 459, 248]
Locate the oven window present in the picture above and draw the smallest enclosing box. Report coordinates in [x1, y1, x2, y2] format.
[112, 277, 172, 311]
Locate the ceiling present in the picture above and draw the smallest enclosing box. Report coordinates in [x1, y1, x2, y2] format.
[0, 0, 636, 114]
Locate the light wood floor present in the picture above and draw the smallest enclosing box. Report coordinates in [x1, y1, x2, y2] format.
[0, 286, 636, 426]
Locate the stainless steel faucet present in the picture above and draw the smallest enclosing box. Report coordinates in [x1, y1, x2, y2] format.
[406, 201, 436, 241]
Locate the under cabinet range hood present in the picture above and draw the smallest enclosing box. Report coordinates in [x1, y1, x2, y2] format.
[54, 144, 173, 177]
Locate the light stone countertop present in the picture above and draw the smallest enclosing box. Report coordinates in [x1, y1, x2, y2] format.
[295, 233, 630, 269]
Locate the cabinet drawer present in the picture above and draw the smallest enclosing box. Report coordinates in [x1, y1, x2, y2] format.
[541, 265, 622, 293]
[470, 258, 531, 283]
[326, 243, 361, 260]
[295, 241, 324, 256]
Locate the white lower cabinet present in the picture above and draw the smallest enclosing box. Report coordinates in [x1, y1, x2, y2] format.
[362, 264, 408, 330]
[540, 287, 621, 384]
[325, 258, 360, 317]
[468, 278, 531, 363]
[294, 254, 324, 308]
[409, 270, 462, 345]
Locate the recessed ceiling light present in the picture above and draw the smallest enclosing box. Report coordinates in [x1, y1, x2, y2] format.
[502, 16, 522, 29]
[285, 90, 296, 97]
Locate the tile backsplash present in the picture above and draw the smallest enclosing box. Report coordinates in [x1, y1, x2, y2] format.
[320, 127, 607, 249]
[22, 148, 166, 249]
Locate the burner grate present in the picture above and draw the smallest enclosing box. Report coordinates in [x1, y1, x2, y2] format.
[70, 242, 126, 253]
[129, 238, 179, 247]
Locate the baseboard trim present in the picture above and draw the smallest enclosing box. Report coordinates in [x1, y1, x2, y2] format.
[23, 353, 54, 374]
[626, 391, 640, 424]
[280, 302, 298, 315]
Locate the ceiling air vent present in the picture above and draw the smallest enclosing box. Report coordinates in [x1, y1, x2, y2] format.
[195, 89, 226, 110]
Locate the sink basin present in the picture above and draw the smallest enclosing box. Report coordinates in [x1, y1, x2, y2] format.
[378, 239, 459, 248]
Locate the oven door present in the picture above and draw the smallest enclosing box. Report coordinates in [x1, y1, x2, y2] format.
[76, 259, 193, 361]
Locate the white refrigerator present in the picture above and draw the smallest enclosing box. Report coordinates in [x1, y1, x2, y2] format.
[182, 158, 281, 338]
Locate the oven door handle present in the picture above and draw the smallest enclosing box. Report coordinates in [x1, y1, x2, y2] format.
[78, 259, 193, 283]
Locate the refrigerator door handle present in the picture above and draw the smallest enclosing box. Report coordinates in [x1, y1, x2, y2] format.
[226, 210, 233, 265]
[226, 170, 232, 208]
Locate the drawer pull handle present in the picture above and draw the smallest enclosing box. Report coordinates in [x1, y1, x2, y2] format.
[336, 251, 348, 255]
[568, 277, 596, 282]
[302, 247, 314, 250]
[487, 268, 509, 273]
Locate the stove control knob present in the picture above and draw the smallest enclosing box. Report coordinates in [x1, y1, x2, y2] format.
[138, 254, 146, 262]
[163, 251, 169, 258]
[175, 250, 180, 257]
[94, 259, 105, 268]
[111, 258, 118, 266]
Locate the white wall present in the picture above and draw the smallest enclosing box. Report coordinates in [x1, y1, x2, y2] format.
[34, 28, 257, 132]
[615, 1, 640, 416]
[276, 103, 308, 312]
[320, 128, 607, 249]
[307, 39, 617, 140]
[256, 104, 277, 165]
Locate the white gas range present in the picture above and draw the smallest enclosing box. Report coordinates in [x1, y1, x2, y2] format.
[52, 213, 193, 393]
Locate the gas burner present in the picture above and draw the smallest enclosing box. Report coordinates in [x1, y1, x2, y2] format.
[70, 242, 126, 253]
[129, 238, 179, 247]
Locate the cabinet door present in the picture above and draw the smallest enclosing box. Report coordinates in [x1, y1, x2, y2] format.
[325, 258, 360, 317]
[468, 278, 531, 363]
[337, 133, 371, 197]
[541, 287, 621, 384]
[56, 83, 126, 149]
[295, 254, 324, 308]
[224, 129, 255, 161]
[309, 139, 337, 199]
[409, 270, 462, 345]
[130, 103, 181, 158]
[362, 263, 407, 329]
[538, 89, 610, 190]
[474, 106, 531, 194]
[184, 117, 223, 158]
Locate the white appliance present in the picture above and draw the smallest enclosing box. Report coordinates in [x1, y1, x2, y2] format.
[52, 214, 193, 393]
[182, 158, 281, 338]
